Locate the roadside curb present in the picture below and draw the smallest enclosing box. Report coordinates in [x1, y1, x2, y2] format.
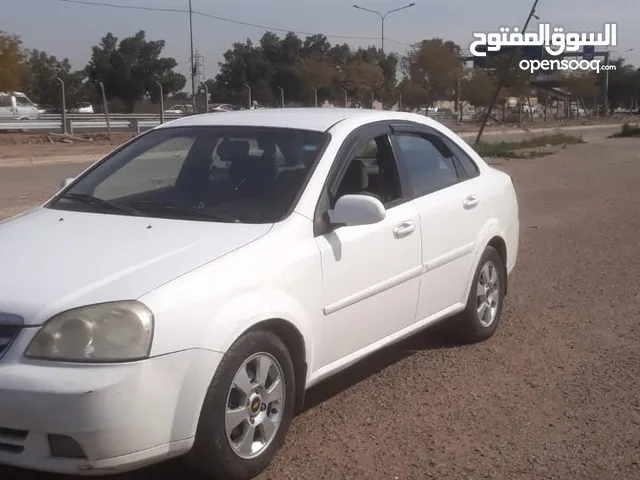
[457, 123, 622, 138]
[0, 155, 100, 169]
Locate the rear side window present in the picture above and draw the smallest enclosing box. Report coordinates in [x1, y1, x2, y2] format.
[444, 138, 480, 179]
[393, 133, 459, 197]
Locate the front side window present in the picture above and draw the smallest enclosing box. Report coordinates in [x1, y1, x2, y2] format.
[335, 135, 403, 207]
[15, 96, 32, 107]
[49, 126, 328, 224]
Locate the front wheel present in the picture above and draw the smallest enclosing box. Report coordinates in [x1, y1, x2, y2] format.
[452, 245, 506, 343]
[186, 330, 296, 480]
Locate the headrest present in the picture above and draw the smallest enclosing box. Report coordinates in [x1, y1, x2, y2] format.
[218, 139, 250, 160]
[343, 160, 368, 191]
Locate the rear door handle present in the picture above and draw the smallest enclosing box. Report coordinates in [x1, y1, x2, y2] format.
[393, 220, 415, 238]
[463, 195, 479, 209]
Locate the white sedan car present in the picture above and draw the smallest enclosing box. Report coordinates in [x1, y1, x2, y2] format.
[0, 108, 518, 479]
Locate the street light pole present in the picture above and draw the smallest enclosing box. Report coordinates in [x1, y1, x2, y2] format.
[277, 86, 285, 107]
[156, 81, 164, 124]
[244, 84, 252, 109]
[56, 77, 66, 133]
[352, 3, 415, 53]
[188, 0, 196, 113]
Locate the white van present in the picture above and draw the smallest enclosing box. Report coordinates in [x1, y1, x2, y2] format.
[0, 92, 41, 120]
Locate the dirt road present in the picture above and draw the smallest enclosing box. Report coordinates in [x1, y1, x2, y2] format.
[1, 134, 639, 479]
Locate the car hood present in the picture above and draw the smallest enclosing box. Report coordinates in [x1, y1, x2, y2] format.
[0, 208, 272, 325]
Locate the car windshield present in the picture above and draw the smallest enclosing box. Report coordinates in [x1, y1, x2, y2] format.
[48, 126, 328, 224]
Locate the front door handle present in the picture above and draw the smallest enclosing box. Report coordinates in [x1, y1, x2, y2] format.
[393, 220, 415, 239]
[463, 195, 479, 209]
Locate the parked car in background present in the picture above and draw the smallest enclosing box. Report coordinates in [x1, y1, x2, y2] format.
[0, 108, 518, 480]
[0, 92, 41, 120]
[209, 103, 237, 112]
[569, 103, 588, 117]
[69, 102, 95, 114]
[164, 104, 193, 115]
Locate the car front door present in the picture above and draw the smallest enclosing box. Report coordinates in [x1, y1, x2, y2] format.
[314, 123, 422, 369]
[390, 124, 487, 321]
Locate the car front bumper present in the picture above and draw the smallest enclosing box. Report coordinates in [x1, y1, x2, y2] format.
[0, 328, 222, 475]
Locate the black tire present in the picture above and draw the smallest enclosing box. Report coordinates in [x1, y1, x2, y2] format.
[185, 330, 296, 480]
[453, 246, 506, 343]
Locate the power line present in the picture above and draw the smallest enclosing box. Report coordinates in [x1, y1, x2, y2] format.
[55, 0, 414, 44]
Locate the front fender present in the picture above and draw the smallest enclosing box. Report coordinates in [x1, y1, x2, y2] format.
[198, 287, 316, 372]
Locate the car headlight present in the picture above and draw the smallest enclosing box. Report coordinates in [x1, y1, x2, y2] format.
[25, 301, 154, 362]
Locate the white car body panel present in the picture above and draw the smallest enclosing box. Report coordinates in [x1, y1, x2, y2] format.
[314, 200, 422, 368]
[0, 108, 519, 475]
[0, 208, 271, 325]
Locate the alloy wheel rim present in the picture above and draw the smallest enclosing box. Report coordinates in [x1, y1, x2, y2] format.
[225, 352, 285, 459]
[476, 260, 500, 327]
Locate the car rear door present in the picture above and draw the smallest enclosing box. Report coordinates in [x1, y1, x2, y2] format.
[390, 122, 488, 321]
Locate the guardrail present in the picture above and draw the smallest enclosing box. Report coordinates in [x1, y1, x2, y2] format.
[38, 113, 182, 120]
[0, 118, 164, 134]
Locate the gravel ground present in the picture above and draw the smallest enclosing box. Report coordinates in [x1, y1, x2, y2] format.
[1, 135, 639, 479]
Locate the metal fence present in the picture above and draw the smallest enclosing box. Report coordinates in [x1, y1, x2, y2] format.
[5, 107, 613, 134]
[0, 110, 476, 134]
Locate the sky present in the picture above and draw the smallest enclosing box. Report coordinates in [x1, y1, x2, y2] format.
[3, 0, 640, 87]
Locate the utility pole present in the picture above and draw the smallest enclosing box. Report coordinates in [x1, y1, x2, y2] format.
[188, 0, 196, 112]
[353, 3, 415, 53]
[475, 0, 540, 145]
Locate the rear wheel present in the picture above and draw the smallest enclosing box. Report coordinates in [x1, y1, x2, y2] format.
[186, 330, 295, 480]
[453, 246, 506, 343]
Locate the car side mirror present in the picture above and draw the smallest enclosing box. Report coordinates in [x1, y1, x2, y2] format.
[328, 194, 386, 227]
[60, 177, 75, 190]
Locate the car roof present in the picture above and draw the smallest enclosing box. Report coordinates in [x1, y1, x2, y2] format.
[155, 108, 439, 132]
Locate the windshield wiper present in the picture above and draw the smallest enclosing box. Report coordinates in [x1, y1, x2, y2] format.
[125, 201, 240, 223]
[59, 193, 141, 215]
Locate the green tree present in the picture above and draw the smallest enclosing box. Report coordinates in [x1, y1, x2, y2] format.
[401, 38, 462, 109]
[23, 50, 88, 111]
[212, 31, 397, 107]
[565, 72, 599, 101]
[0, 31, 25, 91]
[298, 57, 336, 105]
[344, 59, 384, 106]
[85, 31, 185, 112]
[460, 68, 498, 108]
[352, 47, 398, 108]
[598, 59, 639, 112]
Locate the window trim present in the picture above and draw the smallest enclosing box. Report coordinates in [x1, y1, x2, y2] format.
[312, 121, 413, 237]
[442, 137, 480, 180]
